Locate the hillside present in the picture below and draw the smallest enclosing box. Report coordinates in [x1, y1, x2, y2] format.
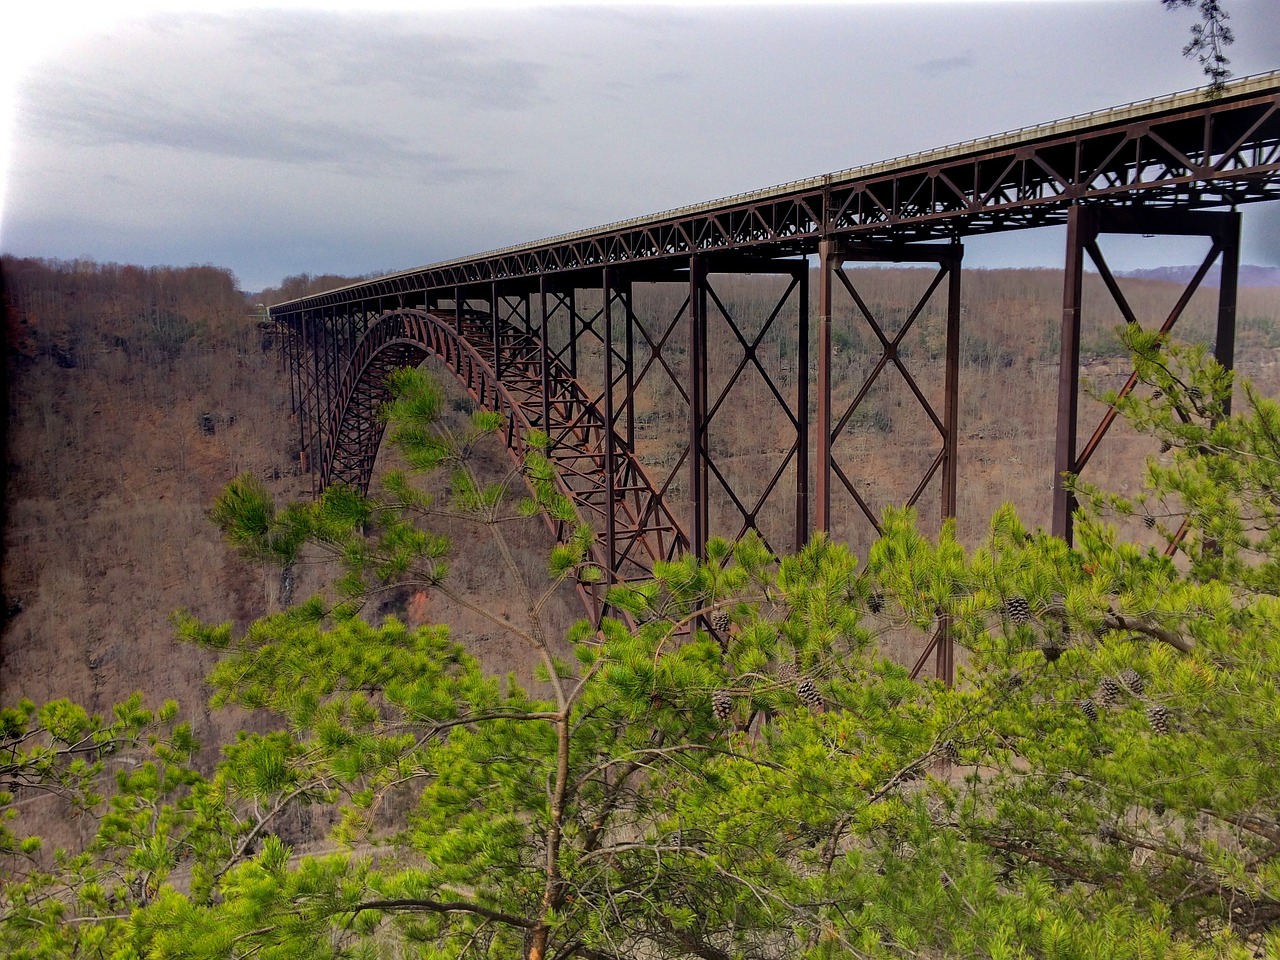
[4, 256, 1280, 796]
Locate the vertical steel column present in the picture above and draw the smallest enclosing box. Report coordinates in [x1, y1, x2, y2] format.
[539, 275, 551, 439]
[288, 313, 307, 474]
[568, 287, 579, 379]
[309, 309, 321, 480]
[1216, 211, 1242, 417]
[1053, 205, 1094, 542]
[490, 283, 502, 380]
[602, 267, 618, 580]
[796, 264, 811, 550]
[330, 306, 343, 481]
[293, 313, 305, 476]
[320, 307, 336, 486]
[816, 239, 837, 534]
[455, 285, 463, 336]
[941, 245, 963, 522]
[273, 307, 283, 373]
[936, 243, 964, 687]
[689, 255, 709, 558]
[284, 313, 297, 415]
[623, 279, 636, 453]
[299, 311, 312, 477]
[307, 309, 321, 485]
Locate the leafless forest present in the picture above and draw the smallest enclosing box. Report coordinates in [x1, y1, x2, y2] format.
[4, 254, 1280, 818]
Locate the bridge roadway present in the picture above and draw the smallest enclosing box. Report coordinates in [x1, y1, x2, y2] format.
[273, 72, 1280, 680]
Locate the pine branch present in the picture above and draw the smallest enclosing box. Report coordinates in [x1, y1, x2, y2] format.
[981, 835, 1114, 888]
[346, 897, 534, 929]
[1103, 610, 1194, 653]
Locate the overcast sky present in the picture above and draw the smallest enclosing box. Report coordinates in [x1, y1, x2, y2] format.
[2, 0, 1279, 292]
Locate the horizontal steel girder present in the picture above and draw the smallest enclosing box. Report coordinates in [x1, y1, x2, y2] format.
[272, 74, 1280, 315]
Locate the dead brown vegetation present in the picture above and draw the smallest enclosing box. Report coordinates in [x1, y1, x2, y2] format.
[3, 254, 1280, 844]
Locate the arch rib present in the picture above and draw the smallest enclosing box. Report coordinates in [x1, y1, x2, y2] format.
[323, 308, 688, 619]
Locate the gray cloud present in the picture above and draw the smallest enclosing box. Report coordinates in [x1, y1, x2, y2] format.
[15, 12, 533, 181]
[916, 54, 975, 76]
[3, 2, 1279, 292]
[25, 78, 455, 175]
[233, 12, 550, 111]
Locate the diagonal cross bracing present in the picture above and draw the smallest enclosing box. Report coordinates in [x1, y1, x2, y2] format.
[272, 74, 1279, 679]
[311, 306, 686, 621]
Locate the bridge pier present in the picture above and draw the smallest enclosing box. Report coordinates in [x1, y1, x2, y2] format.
[815, 238, 963, 684]
[271, 74, 1278, 685]
[1052, 205, 1241, 544]
[814, 238, 964, 534]
[689, 256, 709, 559]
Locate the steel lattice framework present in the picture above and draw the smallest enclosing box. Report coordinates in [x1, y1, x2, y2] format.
[273, 72, 1280, 681]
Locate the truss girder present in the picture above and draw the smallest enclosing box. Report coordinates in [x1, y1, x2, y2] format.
[274, 78, 1279, 315]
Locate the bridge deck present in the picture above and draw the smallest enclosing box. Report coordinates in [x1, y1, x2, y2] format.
[276, 71, 1280, 311]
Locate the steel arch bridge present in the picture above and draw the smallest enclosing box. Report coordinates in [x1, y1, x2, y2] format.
[272, 72, 1280, 681]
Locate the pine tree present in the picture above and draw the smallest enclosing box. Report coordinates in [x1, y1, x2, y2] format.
[1162, 0, 1234, 91]
[8, 341, 1280, 959]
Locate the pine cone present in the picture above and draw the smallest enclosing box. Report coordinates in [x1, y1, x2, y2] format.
[1187, 385, 1203, 403]
[796, 677, 822, 709]
[1005, 673, 1025, 692]
[1119, 667, 1144, 697]
[1143, 515, 1156, 529]
[711, 611, 731, 633]
[1005, 596, 1031, 626]
[711, 690, 733, 723]
[867, 592, 885, 614]
[944, 739, 960, 763]
[1146, 704, 1170, 735]
[1098, 676, 1122, 708]
[775, 661, 799, 685]
[1041, 643, 1063, 663]
[1152, 388, 1163, 400]
[1159, 440, 1172, 454]
[1097, 821, 1120, 845]
[1081, 698, 1099, 722]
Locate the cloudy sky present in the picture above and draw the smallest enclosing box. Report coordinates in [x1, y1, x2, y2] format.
[2, 0, 1279, 292]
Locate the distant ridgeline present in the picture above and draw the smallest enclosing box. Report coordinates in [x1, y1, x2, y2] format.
[1116, 263, 1280, 288]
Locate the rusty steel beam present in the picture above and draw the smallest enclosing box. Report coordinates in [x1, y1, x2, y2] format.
[816, 240, 836, 534]
[272, 74, 1275, 640]
[689, 255, 709, 559]
[603, 268, 618, 583]
[1053, 205, 1090, 542]
[795, 266, 810, 552]
[1052, 206, 1241, 543]
[1216, 214, 1241, 418]
[276, 74, 1278, 316]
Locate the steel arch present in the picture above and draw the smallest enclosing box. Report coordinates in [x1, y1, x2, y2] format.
[323, 308, 688, 618]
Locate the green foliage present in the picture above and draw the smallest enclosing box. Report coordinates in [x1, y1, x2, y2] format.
[9, 353, 1280, 958]
[0, 694, 200, 959]
[1162, 0, 1234, 92]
